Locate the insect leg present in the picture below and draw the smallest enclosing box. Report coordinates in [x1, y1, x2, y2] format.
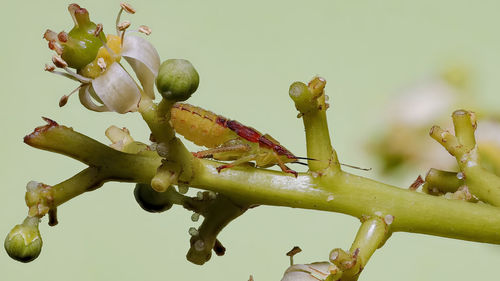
[193, 143, 251, 159]
[273, 152, 298, 177]
[216, 154, 258, 173]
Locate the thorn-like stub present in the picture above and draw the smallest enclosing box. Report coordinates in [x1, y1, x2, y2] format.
[289, 81, 317, 114]
[23, 117, 60, 144]
[48, 208, 58, 226]
[213, 239, 226, 256]
[308, 76, 326, 97]
[409, 175, 424, 190]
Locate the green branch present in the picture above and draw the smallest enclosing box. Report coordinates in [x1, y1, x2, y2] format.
[22, 117, 500, 245]
[430, 110, 500, 206]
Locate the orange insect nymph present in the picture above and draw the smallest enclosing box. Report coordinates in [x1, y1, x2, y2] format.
[170, 103, 300, 177]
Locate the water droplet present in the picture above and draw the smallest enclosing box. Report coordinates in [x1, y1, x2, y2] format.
[156, 143, 169, 157]
[26, 181, 40, 191]
[177, 184, 189, 194]
[188, 227, 199, 236]
[191, 213, 200, 222]
[207, 191, 217, 199]
[196, 191, 203, 200]
[456, 172, 464, 179]
[384, 214, 394, 225]
[194, 239, 205, 251]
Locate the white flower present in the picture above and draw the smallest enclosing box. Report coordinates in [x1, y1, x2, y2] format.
[44, 3, 160, 114]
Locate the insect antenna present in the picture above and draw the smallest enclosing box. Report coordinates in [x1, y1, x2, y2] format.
[292, 161, 309, 166]
[293, 156, 317, 161]
[293, 157, 372, 171]
[337, 162, 372, 171]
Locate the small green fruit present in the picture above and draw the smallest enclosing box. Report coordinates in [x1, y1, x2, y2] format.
[134, 183, 173, 213]
[61, 4, 106, 69]
[4, 217, 42, 263]
[156, 59, 199, 101]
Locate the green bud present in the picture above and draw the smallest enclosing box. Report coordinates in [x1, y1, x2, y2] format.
[4, 217, 42, 263]
[134, 183, 173, 213]
[62, 4, 106, 69]
[156, 59, 199, 101]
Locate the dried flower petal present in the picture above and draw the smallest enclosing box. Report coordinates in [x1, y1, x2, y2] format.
[282, 262, 333, 281]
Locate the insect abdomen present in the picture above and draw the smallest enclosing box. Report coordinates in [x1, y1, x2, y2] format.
[171, 103, 237, 148]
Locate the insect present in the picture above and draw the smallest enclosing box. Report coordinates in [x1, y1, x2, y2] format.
[170, 103, 305, 177]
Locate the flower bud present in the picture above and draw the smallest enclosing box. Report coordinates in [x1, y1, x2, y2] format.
[156, 59, 199, 101]
[133, 183, 173, 213]
[4, 217, 42, 263]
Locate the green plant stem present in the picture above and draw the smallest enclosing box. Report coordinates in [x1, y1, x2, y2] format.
[423, 168, 463, 194]
[191, 160, 500, 244]
[461, 165, 500, 206]
[430, 110, 500, 206]
[186, 195, 248, 265]
[24, 120, 500, 245]
[302, 110, 338, 172]
[138, 95, 194, 183]
[329, 217, 389, 281]
[349, 217, 389, 267]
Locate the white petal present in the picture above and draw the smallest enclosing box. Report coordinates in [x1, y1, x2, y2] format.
[282, 262, 332, 281]
[78, 84, 108, 112]
[122, 35, 160, 99]
[389, 78, 456, 126]
[92, 62, 141, 114]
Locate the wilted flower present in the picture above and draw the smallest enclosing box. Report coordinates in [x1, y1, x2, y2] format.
[281, 262, 340, 281]
[43, 3, 160, 113]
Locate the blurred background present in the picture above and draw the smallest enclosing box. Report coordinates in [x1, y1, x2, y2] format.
[1, 0, 499, 280]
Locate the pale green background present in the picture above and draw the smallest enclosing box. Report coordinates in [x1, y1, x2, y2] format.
[1, 0, 499, 280]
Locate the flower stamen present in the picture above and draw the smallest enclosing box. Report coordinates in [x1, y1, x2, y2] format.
[44, 64, 56, 72]
[97, 57, 107, 72]
[116, 3, 135, 36]
[51, 55, 92, 83]
[138, 25, 152, 35]
[59, 85, 82, 107]
[52, 55, 68, 68]
[44, 29, 64, 55]
[120, 2, 136, 14]
[118, 21, 131, 46]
